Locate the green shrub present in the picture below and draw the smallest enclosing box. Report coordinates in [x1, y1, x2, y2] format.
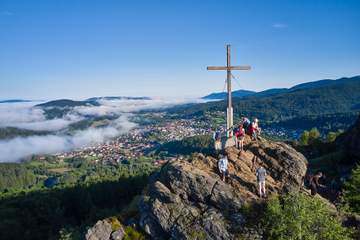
[123, 226, 145, 240]
[108, 217, 122, 231]
[344, 165, 360, 213]
[326, 130, 343, 143]
[299, 130, 310, 145]
[308, 128, 321, 143]
[263, 193, 351, 240]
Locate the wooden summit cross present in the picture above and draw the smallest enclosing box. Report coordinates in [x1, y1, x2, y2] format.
[207, 44, 251, 137]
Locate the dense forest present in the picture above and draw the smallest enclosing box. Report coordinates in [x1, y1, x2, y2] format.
[0, 156, 156, 239]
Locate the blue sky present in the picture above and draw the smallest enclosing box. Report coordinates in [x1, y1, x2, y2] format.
[0, 0, 359, 99]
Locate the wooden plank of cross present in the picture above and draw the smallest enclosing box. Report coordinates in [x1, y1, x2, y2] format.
[207, 44, 251, 138]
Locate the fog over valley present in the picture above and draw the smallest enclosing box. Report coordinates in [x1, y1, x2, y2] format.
[0, 97, 206, 162]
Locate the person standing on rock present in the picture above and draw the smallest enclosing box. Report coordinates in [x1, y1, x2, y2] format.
[218, 154, 229, 182]
[250, 118, 261, 141]
[256, 163, 267, 197]
[235, 124, 245, 152]
[213, 129, 222, 153]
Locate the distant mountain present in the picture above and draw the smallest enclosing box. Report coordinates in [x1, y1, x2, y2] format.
[0, 99, 33, 104]
[36, 99, 98, 108]
[290, 79, 340, 90]
[204, 76, 360, 100]
[252, 88, 288, 97]
[202, 90, 256, 99]
[174, 76, 360, 132]
[86, 96, 151, 101]
[36, 96, 152, 108]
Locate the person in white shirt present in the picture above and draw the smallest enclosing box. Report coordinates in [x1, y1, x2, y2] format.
[256, 162, 267, 198]
[218, 154, 229, 182]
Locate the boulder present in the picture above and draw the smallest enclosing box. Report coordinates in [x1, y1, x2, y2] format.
[86, 220, 112, 240]
[111, 228, 125, 240]
[85, 219, 126, 240]
[139, 136, 308, 239]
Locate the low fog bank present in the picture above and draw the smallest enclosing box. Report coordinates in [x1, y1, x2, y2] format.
[0, 101, 83, 131]
[0, 115, 136, 162]
[0, 97, 205, 162]
[0, 97, 207, 131]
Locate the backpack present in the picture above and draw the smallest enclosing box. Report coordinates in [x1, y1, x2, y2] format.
[215, 131, 221, 140]
[233, 127, 239, 135]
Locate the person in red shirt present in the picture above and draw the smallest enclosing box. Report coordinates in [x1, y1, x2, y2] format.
[235, 124, 245, 152]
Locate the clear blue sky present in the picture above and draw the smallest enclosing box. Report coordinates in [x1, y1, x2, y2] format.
[0, 0, 359, 99]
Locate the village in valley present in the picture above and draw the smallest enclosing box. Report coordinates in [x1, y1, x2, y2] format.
[31, 107, 305, 167]
[34, 114, 212, 166]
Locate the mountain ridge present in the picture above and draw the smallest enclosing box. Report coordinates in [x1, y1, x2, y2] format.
[203, 75, 360, 100]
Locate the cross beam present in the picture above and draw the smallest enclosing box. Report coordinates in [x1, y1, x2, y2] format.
[207, 66, 251, 71]
[207, 44, 251, 137]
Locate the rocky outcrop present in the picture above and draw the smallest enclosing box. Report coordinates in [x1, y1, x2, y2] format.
[86, 219, 125, 240]
[139, 137, 308, 239]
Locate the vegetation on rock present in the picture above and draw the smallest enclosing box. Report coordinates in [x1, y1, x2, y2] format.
[263, 193, 352, 240]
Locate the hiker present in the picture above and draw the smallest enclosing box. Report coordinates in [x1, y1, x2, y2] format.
[250, 118, 261, 141]
[218, 154, 229, 182]
[242, 117, 251, 132]
[309, 171, 324, 196]
[256, 162, 267, 197]
[213, 129, 222, 153]
[235, 124, 245, 152]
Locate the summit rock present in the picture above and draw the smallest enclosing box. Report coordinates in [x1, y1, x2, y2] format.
[139, 137, 308, 239]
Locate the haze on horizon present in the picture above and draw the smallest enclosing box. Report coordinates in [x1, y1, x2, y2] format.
[0, 0, 359, 99]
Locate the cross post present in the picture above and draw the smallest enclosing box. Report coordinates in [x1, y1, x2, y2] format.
[207, 44, 251, 138]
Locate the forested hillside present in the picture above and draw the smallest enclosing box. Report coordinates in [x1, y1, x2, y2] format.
[172, 76, 360, 134]
[186, 76, 360, 120]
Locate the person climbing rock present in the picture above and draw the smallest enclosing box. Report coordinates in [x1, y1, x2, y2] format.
[309, 171, 324, 196]
[235, 124, 245, 152]
[250, 118, 261, 141]
[218, 154, 229, 182]
[256, 162, 267, 197]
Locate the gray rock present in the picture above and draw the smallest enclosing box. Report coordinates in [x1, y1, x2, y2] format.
[111, 227, 125, 240]
[139, 137, 308, 239]
[86, 220, 112, 240]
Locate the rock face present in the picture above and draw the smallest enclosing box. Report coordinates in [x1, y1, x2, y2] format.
[86, 220, 113, 240]
[139, 137, 308, 239]
[86, 219, 125, 240]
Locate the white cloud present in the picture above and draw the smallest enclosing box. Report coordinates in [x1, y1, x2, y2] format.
[0, 115, 136, 162]
[74, 97, 208, 115]
[0, 102, 83, 131]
